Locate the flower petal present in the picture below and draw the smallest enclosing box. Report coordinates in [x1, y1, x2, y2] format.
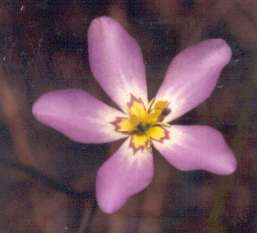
[96, 138, 153, 213]
[156, 39, 232, 122]
[32, 89, 126, 143]
[88, 16, 148, 111]
[153, 125, 236, 175]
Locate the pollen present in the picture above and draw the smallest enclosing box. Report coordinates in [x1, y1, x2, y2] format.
[112, 95, 170, 153]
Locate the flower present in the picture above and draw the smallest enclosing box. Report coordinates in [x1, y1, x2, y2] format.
[32, 16, 237, 214]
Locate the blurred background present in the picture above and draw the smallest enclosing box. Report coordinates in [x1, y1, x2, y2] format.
[0, 0, 256, 232]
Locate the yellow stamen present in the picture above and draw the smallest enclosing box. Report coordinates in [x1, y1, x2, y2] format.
[130, 134, 150, 153]
[148, 126, 168, 141]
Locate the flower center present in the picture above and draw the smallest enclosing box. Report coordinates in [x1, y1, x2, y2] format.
[136, 122, 151, 134]
[112, 95, 170, 153]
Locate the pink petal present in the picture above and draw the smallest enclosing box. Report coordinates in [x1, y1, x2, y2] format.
[32, 89, 126, 143]
[153, 125, 236, 175]
[88, 16, 148, 111]
[96, 138, 153, 213]
[156, 39, 232, 122]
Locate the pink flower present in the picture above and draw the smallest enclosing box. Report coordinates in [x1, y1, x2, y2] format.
[32, 16, 236, 213]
